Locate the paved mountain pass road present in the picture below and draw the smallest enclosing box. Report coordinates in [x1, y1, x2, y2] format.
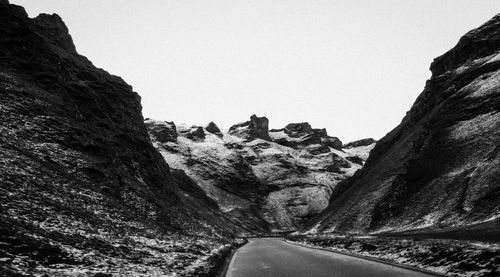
[226, 238, 440, 277]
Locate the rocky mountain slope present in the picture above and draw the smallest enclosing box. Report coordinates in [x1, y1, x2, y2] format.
[0, 2, 247, 276]
[302, 14, 500, 240]
[146, 116, 375, 232]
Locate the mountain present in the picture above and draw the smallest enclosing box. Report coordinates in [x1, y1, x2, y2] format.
[146, 116, 375, 232]
[301, 14, 500, 240]
[0, 2, 246, 276]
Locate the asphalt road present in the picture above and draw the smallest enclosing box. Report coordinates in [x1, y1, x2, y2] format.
[225, 238, 439, 277]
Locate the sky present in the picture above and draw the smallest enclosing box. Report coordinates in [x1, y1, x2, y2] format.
[11, 1, 500, 142]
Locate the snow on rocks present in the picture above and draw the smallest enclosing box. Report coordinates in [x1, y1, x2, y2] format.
[146, 117, 376, 230]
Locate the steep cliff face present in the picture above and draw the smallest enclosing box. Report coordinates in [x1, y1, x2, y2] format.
[0, 2, 243, 276]
[147, 118, 375, 231]
[302, 14, 500, 239]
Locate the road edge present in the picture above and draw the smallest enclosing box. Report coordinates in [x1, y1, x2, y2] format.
[283, 239, 449, 277]
[216, 239, 249, 277]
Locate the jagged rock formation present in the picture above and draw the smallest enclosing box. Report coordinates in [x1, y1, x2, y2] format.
[0, 2, 248, 276]
[270, 122, 343, 151]
[144, 119, 178, 142]
[179, 125, 206, 141]
[206, 121, 223, 137]
[148, 118, 375, 231]
[285, 122, 314, 134]
[302, 14, 500, 240]
[228, 114, 271, 141]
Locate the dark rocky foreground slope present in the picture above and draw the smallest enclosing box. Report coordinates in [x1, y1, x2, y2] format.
[0, 2, 248, 276]
[302, 14, 500, 240]
[146, 116, 375, 232]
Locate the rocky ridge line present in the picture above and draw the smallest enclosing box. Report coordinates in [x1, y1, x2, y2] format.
[146, 116, 376, 231]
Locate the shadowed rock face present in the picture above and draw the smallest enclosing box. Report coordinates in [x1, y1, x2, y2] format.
[31, 13, 76, 53]
[302, 14, 500, 238]
[0, 2, 246, 276]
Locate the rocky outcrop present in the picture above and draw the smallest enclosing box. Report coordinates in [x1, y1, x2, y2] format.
[284, 122, 314, 136]
[321, 136, 343, 150]
[343, 138, 376, 149]
[302, 14, 500, 239]
[180, 125, 206, 141]
[305, 144, 331, 155]
[0, 2, 245, 276]
[144, 119, 178, 142]
[148, 117, 374, 231]
[249, 114, 270, 140]
[206, 121, 223, 137]
[31, 13, 77, 53]
[270, 122, 343, 151]
[228, 114, 271, 141]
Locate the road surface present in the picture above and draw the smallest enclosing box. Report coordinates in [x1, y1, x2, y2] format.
[225, 238, 439, 277]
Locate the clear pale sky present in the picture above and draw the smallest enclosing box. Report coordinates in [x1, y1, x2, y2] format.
[11, 1, 500, 142]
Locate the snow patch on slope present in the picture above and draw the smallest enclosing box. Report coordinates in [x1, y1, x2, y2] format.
[148, 120, 376, 230]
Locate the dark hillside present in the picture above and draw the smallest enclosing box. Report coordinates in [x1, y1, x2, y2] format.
[302, 14, 500, 238]
[0, 1, 244, 275]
